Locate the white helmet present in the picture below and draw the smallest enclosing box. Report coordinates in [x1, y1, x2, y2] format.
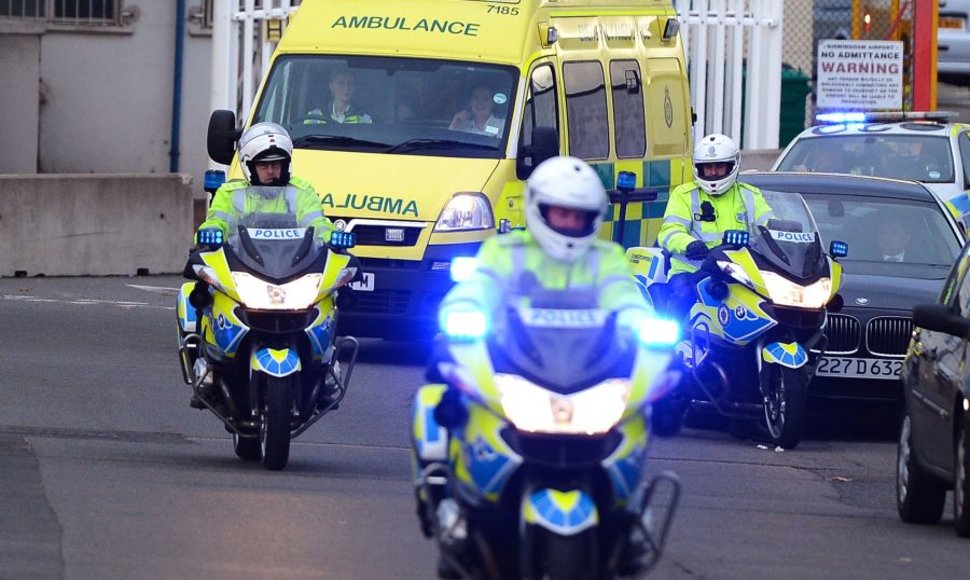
[693, 133, 739, 196]
[238, 122, 293, 185]
[525, 156, 608, 262]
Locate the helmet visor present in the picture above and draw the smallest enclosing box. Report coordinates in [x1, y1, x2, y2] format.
[694, 160, 736, 181]
[539, 204, 601, 238]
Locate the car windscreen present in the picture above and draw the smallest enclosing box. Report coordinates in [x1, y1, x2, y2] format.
[776, 134, 954, 183]
[251, 55, 518, 159]
[802, 194, 961, 267]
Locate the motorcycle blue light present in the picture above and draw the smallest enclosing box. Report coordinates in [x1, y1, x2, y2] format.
[829, 240, 849, 258]
[443, 310, 488, 340]
[203, 169, 226, 193]
[450, 257, 478, 282]
[196, 228, 224, 247]
[723, 230, 749, 247]
[815, 112, 867, 124]
[637, 316, 680, 347]
[330, 231, 356, 249]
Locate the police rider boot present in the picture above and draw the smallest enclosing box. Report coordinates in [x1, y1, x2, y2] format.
[434, 497, 466, 580]
[617, 523, 651, 576]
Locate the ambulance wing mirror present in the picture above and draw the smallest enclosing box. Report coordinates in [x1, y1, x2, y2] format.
[516, 126, 559, 180]
[207, 109, 241, 166]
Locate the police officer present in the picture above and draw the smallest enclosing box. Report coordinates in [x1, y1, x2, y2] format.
[198, 122, 335, 244]
[439, 155, 649, 331]
[658, 133, 772, 315]
[431, 155, 652, 579]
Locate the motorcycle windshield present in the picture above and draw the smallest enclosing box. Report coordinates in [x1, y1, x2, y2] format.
[491, 289, 635, 394]
[748, 190, 826, 279]
[224, 186, 325, 280]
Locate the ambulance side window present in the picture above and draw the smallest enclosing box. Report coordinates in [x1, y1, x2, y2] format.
[610, 60, 646, 159]
[521, 64, 560, 147]
[564, 61, 609, 160]
[959, 132, 970, 188]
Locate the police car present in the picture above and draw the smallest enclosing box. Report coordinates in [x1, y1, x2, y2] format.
[772, 111, 970, 226]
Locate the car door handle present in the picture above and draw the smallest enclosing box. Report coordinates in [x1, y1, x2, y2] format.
[939, 45, 950, 52]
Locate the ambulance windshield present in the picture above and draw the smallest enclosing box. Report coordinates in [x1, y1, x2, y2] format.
[252, 55, 518, 159]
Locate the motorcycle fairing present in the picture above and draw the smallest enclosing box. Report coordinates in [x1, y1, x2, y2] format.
[625, 349, 675, 420]
[761, 342, 808, 369]
[251, 347, 302, 377]
[522, 489, 599, 536]
[412, 384, 449, 463]
[691, 278, 776, 345]
[177, 282, 197, 334]
[316, 251, 356, 301]
[453, 404, 523, 505]
[203, 291, 250, 357]
[199, 249, 243, 303]
[304, 302, 336, 359]
[601, 415, 649, 507]
[721, 248, 770, 296]
[626, 247, 667, 286]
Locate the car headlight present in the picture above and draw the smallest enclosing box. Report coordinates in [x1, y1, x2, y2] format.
[434, 193, 494, 232]
[760, 271, 831, 308]
[495, 374, 631, 435]
[231, 272, 322, 310]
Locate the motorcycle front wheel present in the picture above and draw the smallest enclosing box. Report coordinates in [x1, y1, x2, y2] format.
[762, 364, 808, 450]
[540, 531, 596, 580]
[260, 374, 293, 470]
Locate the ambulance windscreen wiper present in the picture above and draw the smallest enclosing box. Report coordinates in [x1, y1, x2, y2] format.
[291, 135, 390, 150]
[384, 138, 499, 154]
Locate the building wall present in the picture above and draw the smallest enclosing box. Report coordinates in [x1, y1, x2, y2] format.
[0, 34, 41, 173]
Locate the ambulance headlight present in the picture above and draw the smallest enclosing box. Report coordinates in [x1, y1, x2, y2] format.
[231, 272, 323, 310]
[435, 193, 495, 232]
[761, 271, 831, 308]
[495, 375, 631, 435]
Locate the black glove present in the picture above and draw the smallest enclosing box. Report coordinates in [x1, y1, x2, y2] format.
[685, 240, 710, 260]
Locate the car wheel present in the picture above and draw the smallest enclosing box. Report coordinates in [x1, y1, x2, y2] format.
[897, 410, 946, 524]
[954, 411, 970, 537]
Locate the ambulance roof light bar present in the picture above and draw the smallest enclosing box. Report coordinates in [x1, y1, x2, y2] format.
[815, 111, 960, 125]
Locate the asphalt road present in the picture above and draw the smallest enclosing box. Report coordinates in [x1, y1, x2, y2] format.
[1, 275, 969, 580]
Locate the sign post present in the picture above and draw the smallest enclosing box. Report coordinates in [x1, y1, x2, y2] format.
[816, 40, 904, 111]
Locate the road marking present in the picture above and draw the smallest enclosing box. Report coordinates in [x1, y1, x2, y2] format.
[2, 294, 174, 310]
[126, 283, 180, 295]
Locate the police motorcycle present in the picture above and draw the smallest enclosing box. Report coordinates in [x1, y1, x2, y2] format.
[411, 269, 683, 580]
[176, 186, 360, 470]
[626, 190, 847, 449]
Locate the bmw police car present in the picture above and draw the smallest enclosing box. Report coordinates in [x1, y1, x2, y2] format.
[772, 111, 970, 228]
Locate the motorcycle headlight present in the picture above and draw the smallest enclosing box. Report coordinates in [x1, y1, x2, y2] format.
[231, 272, 323, 310]
[495, 374, 631, 435]
[434, 193, 494, 232]
[760, 271, 831, 308]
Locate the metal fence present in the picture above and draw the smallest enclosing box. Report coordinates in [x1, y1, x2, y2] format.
[0, 0, 125, 25]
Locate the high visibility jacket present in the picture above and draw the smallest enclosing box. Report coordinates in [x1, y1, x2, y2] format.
[198, 177, 335, 243]
[658, 181, 773, 276]
[440, 230, 651, 333]
[303, 105, 373, 125]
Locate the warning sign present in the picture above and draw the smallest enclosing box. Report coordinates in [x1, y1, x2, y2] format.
[816, 40, 903, 110]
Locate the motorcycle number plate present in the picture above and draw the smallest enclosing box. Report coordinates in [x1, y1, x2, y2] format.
[348, 272, 375, 292]
[816, 357, 902, 380]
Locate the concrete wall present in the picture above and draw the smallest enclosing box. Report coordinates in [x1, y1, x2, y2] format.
[0, 33, 41, 173]
[740, 149, 783, 172]
[0, 175, 194, 276]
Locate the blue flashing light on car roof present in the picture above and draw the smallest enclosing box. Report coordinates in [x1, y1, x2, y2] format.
[816, 112, 868, 124]
[814, 111, 959, 125]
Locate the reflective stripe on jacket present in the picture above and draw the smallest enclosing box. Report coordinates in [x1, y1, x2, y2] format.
[658, 181, 773, 276]
[198, 176, 335, 243]
[439, 230, 650, 333]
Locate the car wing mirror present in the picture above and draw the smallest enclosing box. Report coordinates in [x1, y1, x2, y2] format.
[912, 303, 970, 338]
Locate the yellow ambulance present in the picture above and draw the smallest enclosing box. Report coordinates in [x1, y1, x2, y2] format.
[207, 0, 693, 340]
